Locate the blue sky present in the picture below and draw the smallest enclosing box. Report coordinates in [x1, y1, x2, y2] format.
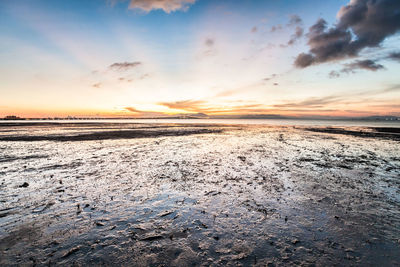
[0, 0, 399, 117]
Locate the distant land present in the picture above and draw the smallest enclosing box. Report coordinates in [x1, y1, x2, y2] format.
[1, 114, 399, 121]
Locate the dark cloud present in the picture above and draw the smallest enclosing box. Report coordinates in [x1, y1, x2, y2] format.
[294, 53, 315, 68]
[294, 0, 400, 68]
[128, 0, 196, 13]
[109, 61, 141, 71]
[343, 59, 385, 72]
[387, 52, 400, 62]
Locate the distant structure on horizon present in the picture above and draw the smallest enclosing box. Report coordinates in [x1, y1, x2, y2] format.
[2, 115, 25, 120]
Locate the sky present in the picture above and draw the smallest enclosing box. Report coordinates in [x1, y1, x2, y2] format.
[0, 0, 399, 118]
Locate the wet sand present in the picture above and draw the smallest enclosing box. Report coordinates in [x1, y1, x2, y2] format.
[0, 123, 399, 266]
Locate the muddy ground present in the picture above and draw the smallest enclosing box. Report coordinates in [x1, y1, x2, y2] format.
[0, 123, 399, 266]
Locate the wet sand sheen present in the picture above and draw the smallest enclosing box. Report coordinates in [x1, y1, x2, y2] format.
[0, 123, 399, 266]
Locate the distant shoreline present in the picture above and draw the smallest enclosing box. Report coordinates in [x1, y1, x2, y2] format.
[1, 116, 399, 121]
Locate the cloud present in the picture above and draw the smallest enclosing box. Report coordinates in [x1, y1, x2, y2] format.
[329, 70, 340, 78]
[109, 61, 141, 71]
[387, 52, 400, 62]
[342, 59, 385, 72]
[330, 59, 385, 78]
[287, 14, 303, 26]
[158, 100, 205, 111]
[274, 95, 343, 109]
[124, 107, 142, 113]
[287, 26, 304, 46]
[274, 84, 400, 109]
[157, 100, 270, 115]
[251, 26, 258, 33]
[270, 25, 283, 32]
[263, 74, 277, 81]
[294, 53, 315, 68]
[294, 0, 400, 68]
[124, 107, 167, 117]
[205, 38, 214, 47]
[382, 83, 400, 93]
[128, 0, 196, 13]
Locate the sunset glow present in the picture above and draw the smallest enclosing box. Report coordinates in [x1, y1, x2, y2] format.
[1, 0, 399, 118]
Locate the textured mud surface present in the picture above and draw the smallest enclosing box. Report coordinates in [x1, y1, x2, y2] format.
[0, 123, 399, 266]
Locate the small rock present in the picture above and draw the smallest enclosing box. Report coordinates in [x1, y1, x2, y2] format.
[292, 239, 300, 245]
[19, 182, 29, 188]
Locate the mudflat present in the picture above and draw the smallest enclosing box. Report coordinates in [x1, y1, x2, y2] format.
[0, 123, 399, 266]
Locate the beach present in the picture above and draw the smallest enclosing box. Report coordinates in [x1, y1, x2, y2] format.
[1, 122, 399, 266]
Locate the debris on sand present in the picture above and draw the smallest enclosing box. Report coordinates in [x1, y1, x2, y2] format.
[61, 246, 81, 258]
[19, 182, 29, 188]
[158, 210, 174, 217]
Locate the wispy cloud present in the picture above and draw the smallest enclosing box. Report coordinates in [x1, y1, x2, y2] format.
[109, 61, 142, 71]
[128, 0, 196, 13]
[270, 25, 283, 32]
[274, 95, 344, 109]
[287, 14, 302, 27]
[328, 70, 340, 79]
[124, 106, 167, 117]
[274, 84, 400, 109]
[287, 26, 304, 46]
[329, 59, 385, 78]
[158, 100, 206, 112]
[342, 59, 385, 72]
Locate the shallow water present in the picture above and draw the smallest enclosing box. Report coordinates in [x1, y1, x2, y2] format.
[0, 123, 399, 266]
[2, 118, 400, 127]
